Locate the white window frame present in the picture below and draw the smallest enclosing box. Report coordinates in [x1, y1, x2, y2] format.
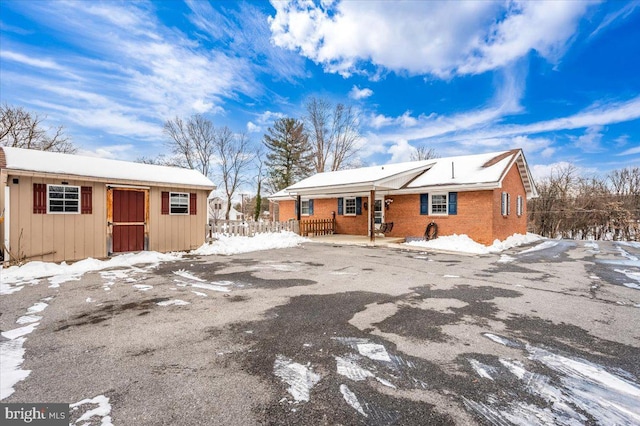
[501, 192, 511, 216]
[344, 197, 356, 216]
[47, 184, 80, 214]
[516, 195, 523, 217]
[170, 192, 190, 215]
[430, 193, 448, 215]
[301, 200, 310, 216]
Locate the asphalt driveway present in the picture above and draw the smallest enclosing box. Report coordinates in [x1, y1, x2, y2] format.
[1, 239, 639, 425]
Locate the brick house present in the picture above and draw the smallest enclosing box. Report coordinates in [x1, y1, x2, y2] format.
[1, 147, 215, 263]
[269, 149, 537, 245]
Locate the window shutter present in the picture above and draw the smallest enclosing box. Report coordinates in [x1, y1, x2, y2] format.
[355, 197, 362, 215]
[420, 193, 428, 215]
[190, 193, 197, 215]
[448, 192, 457, 215]
[338, 198, 343, 215]
[81, 186, 93, 214]
[295, 200, 299, 217]
[309, 199, 314, 216]
[161, 191, 169, 215]
[501, 192, 507, 216]
[33, 183, 47, 214]
[507, 193, 511, 215]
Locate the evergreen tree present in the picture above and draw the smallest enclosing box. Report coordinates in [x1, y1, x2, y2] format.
[263, 118, 313, 192]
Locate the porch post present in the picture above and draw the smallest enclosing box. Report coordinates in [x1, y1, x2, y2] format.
[370, 189, 375, 242]
[296, 195, 301, 221]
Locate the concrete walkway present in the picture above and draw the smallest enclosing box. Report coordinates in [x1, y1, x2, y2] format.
[306, 234, 406, 247]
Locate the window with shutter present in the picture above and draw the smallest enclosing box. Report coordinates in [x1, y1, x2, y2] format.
[81, 186, 93, 214]
[33, 183, 47, 214]
[190, 193, 197, 215]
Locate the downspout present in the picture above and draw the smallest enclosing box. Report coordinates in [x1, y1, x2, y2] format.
[3, 186, 9, 263]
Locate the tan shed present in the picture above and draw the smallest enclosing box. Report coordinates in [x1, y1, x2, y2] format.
[0, 147, 215, 264]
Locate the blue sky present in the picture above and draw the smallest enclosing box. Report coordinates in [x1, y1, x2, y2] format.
[1, 0, 639, 183]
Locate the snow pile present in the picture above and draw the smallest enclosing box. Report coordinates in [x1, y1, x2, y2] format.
[70, 395, 113, 426]
[1, 251, 182, 294]
[193, 231, 309, 256]
[273, 355, 321, 402]
[404, 233, 543, 254]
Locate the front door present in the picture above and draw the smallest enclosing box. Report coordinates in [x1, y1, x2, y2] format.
[374, 198, 384, 229]
[112, 189, 145, 253]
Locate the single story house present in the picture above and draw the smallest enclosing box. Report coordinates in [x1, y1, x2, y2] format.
[269, 149, 537, 245]
[0, 147, 215, 263]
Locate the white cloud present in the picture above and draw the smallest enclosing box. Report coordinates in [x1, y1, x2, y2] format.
[619, 145, 640, 156]
[77, 144, 135, 159]
[387, 139, 414, 163]
[349, 85, 373, 100]
[1, 1, 257, 142]
[269, 0, 593, 78]
[574, 125, 604, 153]
[246, 111, 286, 134]
[589, 0, 640, 39]
[530, 161, 598, 182]
[0, 50, 64, 70]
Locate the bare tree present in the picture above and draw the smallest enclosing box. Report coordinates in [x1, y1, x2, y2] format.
[305, 97, 360, 172]
[0, 103, 75, 153]
[163, 115, 215, 176]
[410, 145, 439, 161]
[215, 127, 254, 220]
[254, 148, 265, 221]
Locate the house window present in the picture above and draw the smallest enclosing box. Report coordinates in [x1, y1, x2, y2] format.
[301, 200, 310, 216]
[516, 195, 523, 217]
[430, 194, 447, 214]
[344, 197, 356, 216]
[47, 185, 80, 213]
[170, 192, 189, 214]
[501, 192, 511, 216]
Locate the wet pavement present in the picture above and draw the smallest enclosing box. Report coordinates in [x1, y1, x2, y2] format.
[1, 239, 639, 425]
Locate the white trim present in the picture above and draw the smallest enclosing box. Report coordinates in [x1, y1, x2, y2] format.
[344, 197, 357, 216]
[429, 193, 449, 216]
[47, 184, 81, 214]
[169, 192, 190, 215]
[4, 186, 10, 262]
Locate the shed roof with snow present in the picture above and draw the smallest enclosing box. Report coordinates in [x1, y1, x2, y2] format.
[270, 149, 537, 199]
[0, 147, 215, 189]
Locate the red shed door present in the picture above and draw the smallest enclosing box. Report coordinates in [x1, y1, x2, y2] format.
[112, 189, 145, 253]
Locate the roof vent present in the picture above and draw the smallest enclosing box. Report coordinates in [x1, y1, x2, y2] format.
[451, 162, 455, 179]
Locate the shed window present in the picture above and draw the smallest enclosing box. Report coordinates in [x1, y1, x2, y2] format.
[48, 185, 80, 214]
[344, 197, 356, 216]
[430, 194, 447, 215]
[501, 192, 511, 216]
[170, 192, 189, 214]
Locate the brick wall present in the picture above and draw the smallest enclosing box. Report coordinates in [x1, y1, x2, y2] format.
[273, 163, 528, 244]
[491, 163, 528, 241]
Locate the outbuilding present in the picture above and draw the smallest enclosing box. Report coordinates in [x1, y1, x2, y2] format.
[269, 149, 537, 245]
[0, 147, 215, 263]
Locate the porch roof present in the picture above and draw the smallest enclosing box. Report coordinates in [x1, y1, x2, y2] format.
[270, 149, 537, 200]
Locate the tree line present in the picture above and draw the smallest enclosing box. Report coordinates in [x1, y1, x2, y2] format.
[528, 164, 640, 240]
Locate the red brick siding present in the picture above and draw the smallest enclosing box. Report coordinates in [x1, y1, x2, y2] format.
[491, 163, 528, 241]
[275, 163, 527, 244]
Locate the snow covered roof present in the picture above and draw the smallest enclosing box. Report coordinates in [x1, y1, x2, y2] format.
[270, 149, 537, 199]
[0, 147, 215, 189]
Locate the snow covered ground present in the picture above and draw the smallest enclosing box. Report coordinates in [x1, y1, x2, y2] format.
[404, 232, 544, 254]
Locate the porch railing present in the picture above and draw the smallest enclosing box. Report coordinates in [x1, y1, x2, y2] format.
[300, 218, 335, 236]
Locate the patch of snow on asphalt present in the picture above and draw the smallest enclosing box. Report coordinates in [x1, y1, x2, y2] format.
[193, 231, 309, 256]
[336, 355, 375, 381]
[273, 355, 321, 402]
[475, 333, 640, 425]
[340, 384, 367, 417]
[404, 233, 543, 254]
[0, 337, 30, 400]
[357, 343, 392, 363]
[157, 299, 190, 307]
[1, 251, 182, 295]
[133, 284, 153, 291]
[190, 282, 232, 293]
[70, 395, 113, 426]
[16, 315, 41, 324]
[519, 240, 559, 254]
[498, 254, 515, 263]
[469, 359, 495, 381]
[0, 299, 51, 400]
[192, 291, 207, 297]
[173, 269, 206, 282]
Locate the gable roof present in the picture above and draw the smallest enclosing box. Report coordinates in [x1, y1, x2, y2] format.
[270, 149, 537, 199]
[0, 147, 215, 189]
